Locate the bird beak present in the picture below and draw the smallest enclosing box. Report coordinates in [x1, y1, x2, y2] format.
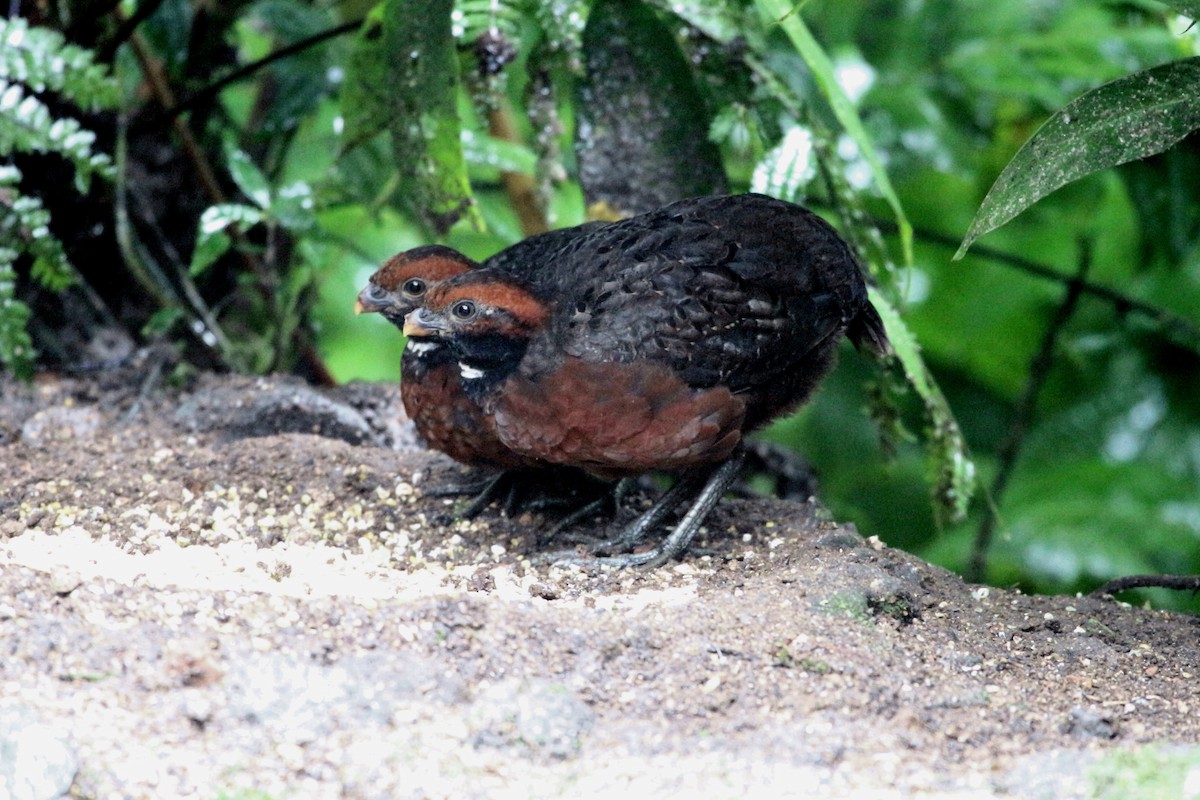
[403, 308, 442, 338]
[355, 286, 382, 315]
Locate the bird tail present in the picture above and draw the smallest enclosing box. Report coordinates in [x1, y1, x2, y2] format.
[848, 301, 892, 357]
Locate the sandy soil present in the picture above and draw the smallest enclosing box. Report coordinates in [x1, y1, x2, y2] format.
[1, 366, 1198, 799]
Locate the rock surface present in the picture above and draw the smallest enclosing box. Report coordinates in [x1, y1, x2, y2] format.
[1, 369, 1198, 799]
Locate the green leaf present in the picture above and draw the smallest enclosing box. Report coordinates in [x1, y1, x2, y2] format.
[0, 79, 113, 189]
[1159, 1, 1200, 19]
[342, 0, 479, 234]
[142, 306, 186, 338]
[0, 18, 119, 109]
[190, 231, 233, 278]
[461, 130, 538, 175]
[270, 181, 316, 231]
[225, 148, 272, 209]
[453, 0, 524, 45]
[869, 287, 976, 523]
[958, 57, 1200, 258]
[242, 0, 338, 136]
[649, 0, 744, 42]
[751, 125, 816, 200]
[0, 168, 76, 291]
[753, 0, 912, 267]
[191, 204, 264, 276]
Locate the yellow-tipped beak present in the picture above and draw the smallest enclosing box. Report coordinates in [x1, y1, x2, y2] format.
[403, 317, 433, 337]
[354, 298, 366, 315]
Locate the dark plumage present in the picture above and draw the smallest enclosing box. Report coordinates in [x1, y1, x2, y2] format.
[404, 193, 890, 566]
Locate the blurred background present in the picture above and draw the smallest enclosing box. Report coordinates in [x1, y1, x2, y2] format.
[3, 0, 1199, 607]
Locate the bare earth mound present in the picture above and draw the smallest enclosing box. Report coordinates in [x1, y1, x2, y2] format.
[1, 369, 1198, 799]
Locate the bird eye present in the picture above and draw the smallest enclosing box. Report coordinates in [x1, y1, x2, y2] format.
[366, 284, 389, 302]
[402, 278, 426, 296]
[451, 301, 477, 320]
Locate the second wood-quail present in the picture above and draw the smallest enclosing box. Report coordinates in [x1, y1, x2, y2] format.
[403, 193, 890, 566]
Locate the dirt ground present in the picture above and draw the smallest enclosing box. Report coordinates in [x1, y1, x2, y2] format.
[2, 365, 1198, 799]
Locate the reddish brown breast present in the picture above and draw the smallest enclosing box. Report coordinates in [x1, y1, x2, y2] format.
[400, 354, 534, 471]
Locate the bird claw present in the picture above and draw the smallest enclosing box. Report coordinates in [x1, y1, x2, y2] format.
[537, 477, 638, 545]
[540, 452, 745, 569]
[426, 468, 623, 526]
[422, 471, 543, 519]
[541, 547, 669, 570]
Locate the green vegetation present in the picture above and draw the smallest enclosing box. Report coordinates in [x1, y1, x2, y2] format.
[4, 0, 1198, 608]
[1087, 745, 1200, 800]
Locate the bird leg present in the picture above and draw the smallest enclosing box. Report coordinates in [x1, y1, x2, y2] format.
[540, 477, 637, 544]
[604, 450, 745, 569]
[423, 470, 542, 519]
[427, 468, 619, 522]
[544, 447, 746, 568]
[590, 473, 704, 555]
[460, 472, 521, 519]
[538, 474, 698, 563]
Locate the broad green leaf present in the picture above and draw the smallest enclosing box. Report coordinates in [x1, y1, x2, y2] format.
[142, 306, 186, 338]
[648, 0, 743, 42]
[1159, 1, 1200, 19]
[870, 286, 976, 523]
[191, 204, 264, 276]
[754, 0, 912, 268]
[461, 130, 538, 175]
[958, 57, 1200, 258]
[242, 0, 337, 136]
[225, 148, 272, 209]
[271, 181, 316, 231]
[342, 0, 479, 234]
[339, 5, 389, 148]
[190, 230, 233, 278]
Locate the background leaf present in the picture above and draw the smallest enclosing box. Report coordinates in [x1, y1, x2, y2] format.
[869, 287, 976, 523]
[1159, 1, 1200, 19]
[341, 0, 478, 234]
[958, 57, 1200, 257]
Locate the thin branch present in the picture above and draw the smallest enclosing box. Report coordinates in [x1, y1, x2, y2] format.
[135, 21, 361, 133]
[871, 217, 1200, 355]
[97, 0, 172, 63]
[128, 30, 228, 206]
[966, 242, 1093, 583]
[1090, 574, 1200, 597]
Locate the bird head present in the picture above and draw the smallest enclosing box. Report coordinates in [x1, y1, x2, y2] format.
[403, 270, 549, 385]
[355, 245, 479, 327]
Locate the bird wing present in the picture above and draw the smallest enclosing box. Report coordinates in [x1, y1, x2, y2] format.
[536, 195, 873, 394]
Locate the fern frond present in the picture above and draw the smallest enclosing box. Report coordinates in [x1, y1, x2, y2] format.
[0, 17, 120, 109]
[0, 252, 35, 380]
[0, 165, 75, 291]
[453, 0, 524, 45]
[0, 80, 114, 191]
